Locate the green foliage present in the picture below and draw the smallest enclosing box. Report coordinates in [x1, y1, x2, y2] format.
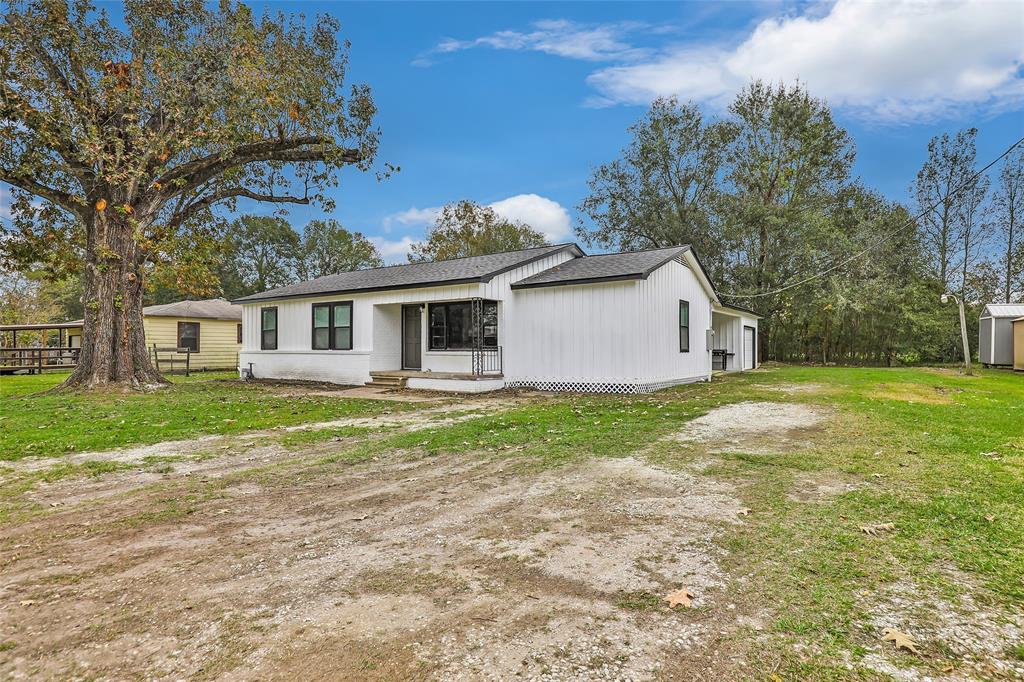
[297, 218, 383, 279]
[215, 214, 384, 299]
[409, 200, 548, 262]
[577, 79, 1004, 364]
[576, 97, 734, 277]
[0, 0, 386, 385]
[218, 215, 302, 298]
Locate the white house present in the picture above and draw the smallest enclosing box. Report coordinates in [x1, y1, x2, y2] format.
[234, 244, 760, 393]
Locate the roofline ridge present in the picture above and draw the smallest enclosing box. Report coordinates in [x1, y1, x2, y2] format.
[580, 244, 690, 259]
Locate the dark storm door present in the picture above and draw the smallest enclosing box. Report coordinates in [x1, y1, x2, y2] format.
[402, 305, 422, 370]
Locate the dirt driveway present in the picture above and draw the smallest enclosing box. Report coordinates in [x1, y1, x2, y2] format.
[0, 392, 817, 681]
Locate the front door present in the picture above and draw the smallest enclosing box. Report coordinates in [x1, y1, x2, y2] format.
[402, 305, 422, 370]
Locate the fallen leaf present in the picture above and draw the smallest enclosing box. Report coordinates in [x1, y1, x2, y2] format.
[860, 522, 896, 536]
[737, 508, 752, 516]
[941, 663, 955, 673]
[664, 589, 694, 608]
[881, 627, 920, 655]
[871, 472, 885, 479]
[95, 198, 107, 211]
[19, 600, 37, 607]
[351, 514, 368, 522]
[984, 514, 995, 523]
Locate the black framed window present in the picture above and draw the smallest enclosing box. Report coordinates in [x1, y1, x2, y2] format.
[261, 307, 277, 350]
[236, 324, 242, 344]
[428, 301, 498, 350]
[679, 300, 689, 353]
[312, 301, 353, 350]
[177, 322, 200, 353]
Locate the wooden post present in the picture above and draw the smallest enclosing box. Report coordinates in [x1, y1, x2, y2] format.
[957, 298, 973, 376]
[185, 348, 190, 377]
[152, 343, 160, 373]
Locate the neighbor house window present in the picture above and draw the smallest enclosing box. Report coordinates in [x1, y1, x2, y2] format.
[237, 324, 242, 344]
[679, 300, 689, 353]
[261, 307, 277, 350]
[177, 322, 200, 353]
[311, 301, 353, 350]
[428, 301, 498, 350]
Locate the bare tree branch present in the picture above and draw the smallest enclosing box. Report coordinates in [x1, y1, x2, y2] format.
[0, 167, 83, 216]
[165, 186, 310, 231]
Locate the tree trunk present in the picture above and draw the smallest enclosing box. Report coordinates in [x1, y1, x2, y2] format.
[60, 210, 167, 390]
[1006, 206, 1016, 304]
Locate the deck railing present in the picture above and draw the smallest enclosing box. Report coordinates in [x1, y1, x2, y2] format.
[472, 345, 502, 376]
[0, 347, 79, 373]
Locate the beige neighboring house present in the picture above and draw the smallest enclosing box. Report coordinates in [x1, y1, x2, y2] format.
[68, 298, 243, 371]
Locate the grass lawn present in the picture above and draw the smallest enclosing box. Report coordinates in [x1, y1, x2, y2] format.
[1, 364, 1021, 679]
[0, 371, 417, 459]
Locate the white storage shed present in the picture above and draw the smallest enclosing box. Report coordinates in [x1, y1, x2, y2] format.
[979, 304, 1024, 367]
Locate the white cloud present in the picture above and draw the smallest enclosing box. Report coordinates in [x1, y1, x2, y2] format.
[381, 205, 441, 233]
[375, 194, 573, 262]
[418, 19, 652, 65]
[369, 235, 417, 264]
[586, 0, 1024, 120]
[488, 193, 573, 242]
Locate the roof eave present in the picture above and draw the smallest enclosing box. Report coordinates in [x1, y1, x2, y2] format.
[232, 276, 489, 304]
[510, 273, 644, 290]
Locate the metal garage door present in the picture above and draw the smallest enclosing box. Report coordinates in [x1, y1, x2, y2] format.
[743, 326, 755, 370]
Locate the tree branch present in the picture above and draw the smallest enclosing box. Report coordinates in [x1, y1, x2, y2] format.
[155, 136, 354, 189]
[0, 167, 83, 216]
[165, 186, 310, 231]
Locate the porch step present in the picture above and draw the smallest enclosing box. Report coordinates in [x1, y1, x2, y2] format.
[365, 375, 406, 389]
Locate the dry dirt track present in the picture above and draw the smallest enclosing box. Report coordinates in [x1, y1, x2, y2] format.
[0, 394, 789, 682]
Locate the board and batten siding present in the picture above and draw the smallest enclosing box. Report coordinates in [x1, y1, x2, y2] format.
[237, 249, 579, 384]
[633, 259, 712, 383]
[505, 280, 642, 387]
[503, 256, 714, 391]
[143, 316, 241, 370]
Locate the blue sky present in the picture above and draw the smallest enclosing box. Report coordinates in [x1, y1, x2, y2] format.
[3, 1, 1023, 263]
[271, 0, 1023, 261]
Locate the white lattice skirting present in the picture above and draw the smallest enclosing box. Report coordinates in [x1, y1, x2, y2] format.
[506, 375, 707, 394]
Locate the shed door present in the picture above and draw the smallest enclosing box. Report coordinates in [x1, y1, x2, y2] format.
[743, 326, 755, 370]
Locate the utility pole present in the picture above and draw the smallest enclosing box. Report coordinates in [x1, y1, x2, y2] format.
[941, 293, 973, 375]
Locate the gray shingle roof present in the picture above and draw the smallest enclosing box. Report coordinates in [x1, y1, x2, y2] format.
[142, 298, 242, 320]
[510, 246, 691, 289]
[233, 244, 582, 303]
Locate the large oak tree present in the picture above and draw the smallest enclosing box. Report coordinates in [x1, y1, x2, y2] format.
[0, 0, 384, 389]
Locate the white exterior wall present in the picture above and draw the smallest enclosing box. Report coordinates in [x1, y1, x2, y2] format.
[237, 249, 578, 386]
[633, 259, 712, 384]
[236, 248, 727, 392]
[504, 280, 642, 387]
[503, 257, 715, 391]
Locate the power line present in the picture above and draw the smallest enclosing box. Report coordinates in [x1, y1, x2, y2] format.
[720, 134, 1024, 300]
